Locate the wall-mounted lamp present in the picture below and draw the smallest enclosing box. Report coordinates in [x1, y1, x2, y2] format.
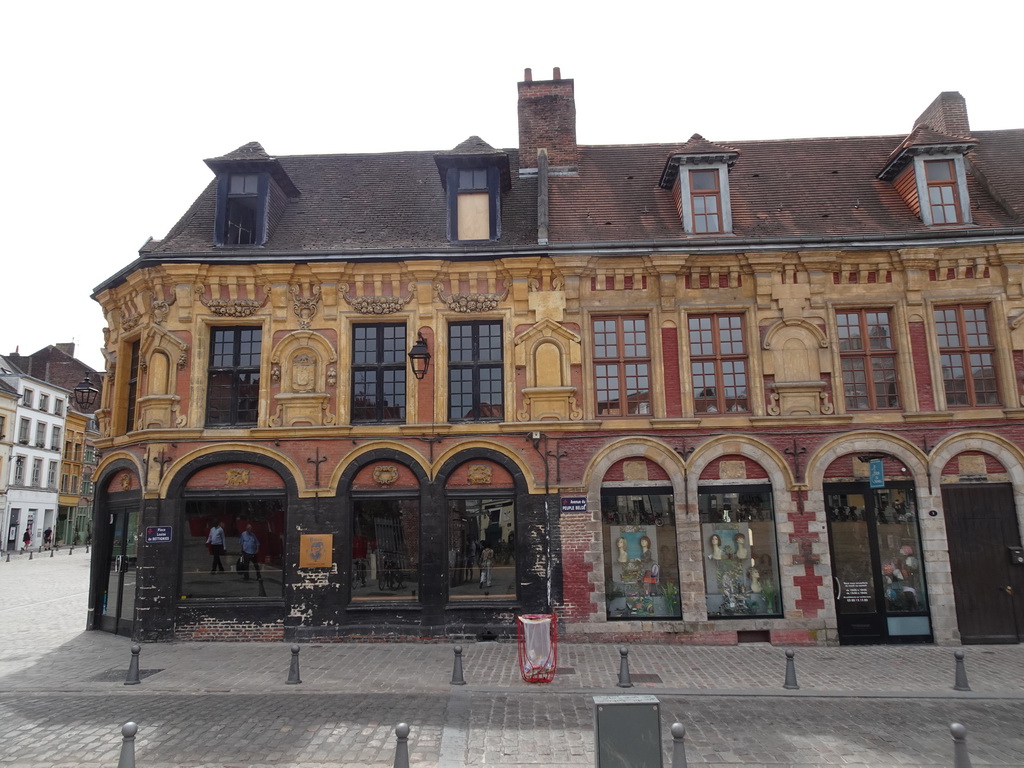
[72, 374, 100, 410]
[408, 332, 431, 380]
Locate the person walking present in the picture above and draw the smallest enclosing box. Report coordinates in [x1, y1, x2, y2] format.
[478, 540, 493, 588]
[239, 524, 262, 581]
[22, 529, 31, 553]
[206, 521, 227, 574]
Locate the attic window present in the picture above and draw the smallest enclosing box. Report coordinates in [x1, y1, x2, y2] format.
[215, 172, 268, 246]
[678, 165, 733, 235]
[924, 160, 961, 225]
[457, 169, 492, 240]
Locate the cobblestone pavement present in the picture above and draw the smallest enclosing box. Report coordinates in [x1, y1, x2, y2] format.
[1, 552, 1023, 766]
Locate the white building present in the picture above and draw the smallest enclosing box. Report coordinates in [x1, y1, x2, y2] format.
[0, 357, 68, 552]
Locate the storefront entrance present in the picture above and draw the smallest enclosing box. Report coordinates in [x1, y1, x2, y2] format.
[825, 483, 932, 644]
[942, 484, 1024, 643]
[96, 505, 139, 636]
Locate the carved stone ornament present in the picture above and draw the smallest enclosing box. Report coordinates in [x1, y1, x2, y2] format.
[373, 465, 399, 486]
[291, 284, 321, 329]
[120, 309, 142, 332]
[340, 283, 414, 315]
[226, 468, 250, 486]
[435, 283, 509, 313]
[119, 473, 132, 491]
[195, 284, 270, 317]
[327, 365, 337, 387]
[467, 464, 492, 485]
[150, 291, 176, 325]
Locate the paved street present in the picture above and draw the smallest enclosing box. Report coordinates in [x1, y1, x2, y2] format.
[1, 550, 1023, 766]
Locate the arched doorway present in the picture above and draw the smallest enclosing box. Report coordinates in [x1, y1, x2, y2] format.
[93, 465, 142, 636]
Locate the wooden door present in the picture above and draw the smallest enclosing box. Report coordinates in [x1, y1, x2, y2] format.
[942, 484, 1024, 643]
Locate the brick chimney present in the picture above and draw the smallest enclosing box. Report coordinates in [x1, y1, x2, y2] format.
[914, 91, 970, 137]
[518, 67, 577, 172]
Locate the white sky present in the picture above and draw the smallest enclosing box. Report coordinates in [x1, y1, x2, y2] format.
[2, 0, 1021, 372]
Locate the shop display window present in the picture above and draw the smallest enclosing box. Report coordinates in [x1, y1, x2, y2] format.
[352, 498, 420, 601]
[602, 489, 681, 620]
[699, 487, 782, 618]
[181, 497, 285, 599]
[448, 497, 516, 600]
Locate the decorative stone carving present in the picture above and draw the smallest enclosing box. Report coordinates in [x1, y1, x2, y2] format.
[435, 283, 508, 313]
[150, 291, 176, 325]
[467, 464, 493, 484]
[195, 284, 270, 317]
[373, 465, 399, 486]
[291, 284, 321, 329]
[119, 473, 132, 491]
[226, 468, 250, 486]
[340, 283, 414, 315]
[291, 353, 317, 393]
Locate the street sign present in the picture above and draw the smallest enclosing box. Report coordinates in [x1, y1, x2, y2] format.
[145, 526, 172, 543]
[869, 459, 885, 489]
[561, 496, 587, 514]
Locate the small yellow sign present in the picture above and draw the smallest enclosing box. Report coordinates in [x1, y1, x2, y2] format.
[299, 534, 333, 568]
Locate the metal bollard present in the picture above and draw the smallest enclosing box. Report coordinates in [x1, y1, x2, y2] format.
[117, 721, 138, 768]
[29, 551, 32, 560]
[393, 722, 411, 768]
[50, 548, 54, 557]
[451, 645, 466, 685]
[617, 646, 633, 688]
[69, 547, 73, 555]
[286, 644, 302, 684]
[670, 722, 688, 768]
[125, 644, 141, 685]
[953, 650, 971, 691]
[783, 649, 799, 690]
[951, 722, 972, 768]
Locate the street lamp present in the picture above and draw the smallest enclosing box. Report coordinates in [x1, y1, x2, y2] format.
[408, 332, 431, 380]
[72, 374, 100, 410]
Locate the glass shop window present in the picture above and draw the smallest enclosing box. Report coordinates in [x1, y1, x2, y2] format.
[180, 497, 285, 599]
[351, 497, 419, 601]
[602, 489, 681, 620]
[699, 487, 782, 618]
[448, 496, 516, 600]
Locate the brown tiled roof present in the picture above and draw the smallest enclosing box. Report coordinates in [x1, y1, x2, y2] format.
[673, 133, 740, 157]
[438, 136, 504, 156]
[141, 129, 1024, 260]
[548, 134, 1022, 243]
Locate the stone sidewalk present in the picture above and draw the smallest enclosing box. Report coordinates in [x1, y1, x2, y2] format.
[1, 550, 1023, 766]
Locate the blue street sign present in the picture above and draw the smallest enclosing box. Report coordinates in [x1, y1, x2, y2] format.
[869, 459, 885, 489]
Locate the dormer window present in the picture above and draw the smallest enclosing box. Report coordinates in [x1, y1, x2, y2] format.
[434, 136, 511, 244]
[223, 173, 263, 245]
[924, 160, 961, 224]
[689, 169, 723, 234]
[457, 169, 492, 240]
[659, 135, 738, 236]
[205, 142, 300, 248]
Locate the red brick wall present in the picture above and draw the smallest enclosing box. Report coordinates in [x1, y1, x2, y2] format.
[518, 77, 577, 169]
[662, 327, 682, 418]
[186, 463, 285, 490]
[698, 455, 770, 481]
[558, 511, 596, 620]
[908, 322, 935, 411]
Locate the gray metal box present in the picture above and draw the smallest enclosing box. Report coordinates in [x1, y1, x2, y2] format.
[593, 694, 662, 768]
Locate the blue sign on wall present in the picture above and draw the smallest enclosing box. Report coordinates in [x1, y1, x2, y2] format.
[869, 459, 885, 489]
[145, 526, 173, 543]
[561, 496, 587, 514]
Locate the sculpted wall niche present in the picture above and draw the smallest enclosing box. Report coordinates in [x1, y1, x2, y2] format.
[269, 331, 337, 426]
[762, 319, 834, 416]
[514, 318, 582, 421]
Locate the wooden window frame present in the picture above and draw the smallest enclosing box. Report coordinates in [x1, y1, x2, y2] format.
[205, 326, 263, 427]
[924, 159, 961, 225]
[689, 169, 723, 234]
[688, 313, 749, 414]
[351, 323, 407, 423]
[124, 340, 140, 434]
[593, 316, 652, 417]
[934, 305, 999, 407]
[448, 321, 504, 422]
[836, 309, 900, 411]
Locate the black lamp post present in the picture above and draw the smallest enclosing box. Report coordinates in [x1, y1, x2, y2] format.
[72, 374, 100, 410]
[408, 332, 431, 380]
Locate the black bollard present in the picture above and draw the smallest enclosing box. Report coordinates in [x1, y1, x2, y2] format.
[953, 650, 971, 691]
[29, 551, 32, 560]
[125, 644, 141, 685]
[451, 645, 466, 685]
[69, 547, 73, 555]
[50, 548, 54, 557]
[951, 722, 972, 768]
[5, 552, 9, 562]
[117, 721, 138, 768]
[670, 722, 688, 768]
[393, 722, 411, 768]
[783, 649, 799, 690]
[286, 644, 302, 684]
[617, 646, 633, 688]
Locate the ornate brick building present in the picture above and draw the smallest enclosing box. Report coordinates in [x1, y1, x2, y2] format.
[88, 69, 1024, 645]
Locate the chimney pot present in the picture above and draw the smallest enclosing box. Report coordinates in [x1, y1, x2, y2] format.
[524, 68, 532, 82]
[553, 67, 561, 80]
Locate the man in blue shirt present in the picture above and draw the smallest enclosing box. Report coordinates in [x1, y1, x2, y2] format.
[240, 524, 261, 581]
